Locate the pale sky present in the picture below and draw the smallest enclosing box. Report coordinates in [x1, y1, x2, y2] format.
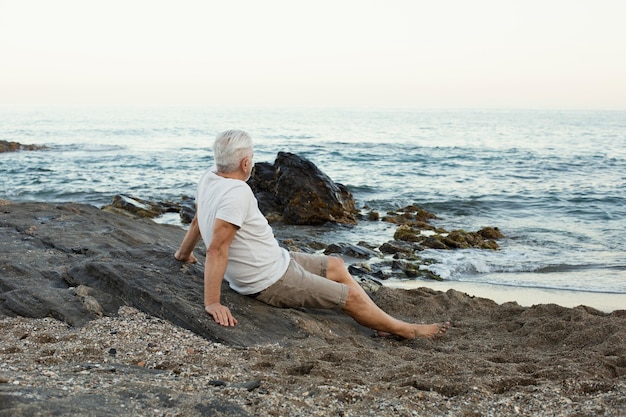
[1, 0, 625, 109]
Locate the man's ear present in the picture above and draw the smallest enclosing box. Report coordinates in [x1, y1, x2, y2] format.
[241, 157, 250, 171]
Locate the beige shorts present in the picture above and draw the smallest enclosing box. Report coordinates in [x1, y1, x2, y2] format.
[254, 252, 348, 310]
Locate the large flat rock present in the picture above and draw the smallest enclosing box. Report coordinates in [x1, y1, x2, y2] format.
[0, 202, 371, 347]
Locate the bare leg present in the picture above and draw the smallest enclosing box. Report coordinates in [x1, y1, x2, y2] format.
[326, 257, 450, 339]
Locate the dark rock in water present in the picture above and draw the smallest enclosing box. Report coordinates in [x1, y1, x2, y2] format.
[348, 263, 387, 280]
[392, 259, 443, 281]
[248, 152, 357, 225]
[107, 151, 357, 227]
[104, 152, 357, 225]
[422, 236, 449, 250]
[0, 202, 373, 347]
[0, 140, 47, 153]
[247, 161, 282, 217]
[394, 224, 427, 242]
[442, 229, 501, 250]
[393, 224, 502, 251]
[103, 194, 165, 219]
[477, 226, 504, 240]
[324, 242, 380, 259]
[103, 194, 196, 224]
[382, 204, 503, 252]
[275, 152, 357, 225]
[379, 240, 419, 255]
[179, 198, 196, 224]
[382, 205, 438, 226]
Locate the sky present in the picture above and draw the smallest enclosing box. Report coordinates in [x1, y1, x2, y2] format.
[1, 0, 625, 109]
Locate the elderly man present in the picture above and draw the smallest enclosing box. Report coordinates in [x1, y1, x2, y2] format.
[175, 130, 449, 339]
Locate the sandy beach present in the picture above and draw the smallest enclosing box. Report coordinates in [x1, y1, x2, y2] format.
[2, 292, 625, 416]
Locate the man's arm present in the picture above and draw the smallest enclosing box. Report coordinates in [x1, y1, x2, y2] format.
[204, 218, 239, 327]
[175, 213, 201, 263]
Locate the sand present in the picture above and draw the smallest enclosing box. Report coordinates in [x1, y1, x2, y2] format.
[2, 289, 625, 416]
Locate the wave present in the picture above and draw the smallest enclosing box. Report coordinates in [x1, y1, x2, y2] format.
[342, 184, 379, 194]
[533, 263, 626, 274]
[49, 143, 128, 152]
[264, 134, 317, 141]
[451, 279, 626, 295]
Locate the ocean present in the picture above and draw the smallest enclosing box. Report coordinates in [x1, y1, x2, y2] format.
[2, 106, 625, 309]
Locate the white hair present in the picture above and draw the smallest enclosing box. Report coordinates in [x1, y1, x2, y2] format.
[213, 130, 253, 173]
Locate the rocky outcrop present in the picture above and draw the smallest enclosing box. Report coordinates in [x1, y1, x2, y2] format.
[107, 152, 358, 226]
[102, 194, 195, 224]
[393, 224, 502, 250]
[248, 152, 357, 225]
[1, 201, 498, 343]
[0, 202, 374, 347]
[0, 140, 47, 153]
[351, 205, 506, 281]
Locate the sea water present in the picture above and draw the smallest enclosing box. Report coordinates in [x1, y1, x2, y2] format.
[1, 106, 625, 303]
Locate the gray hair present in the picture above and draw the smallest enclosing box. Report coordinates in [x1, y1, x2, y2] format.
[213, 130, 253, 173]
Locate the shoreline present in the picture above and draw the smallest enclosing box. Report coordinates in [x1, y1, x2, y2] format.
[385, 279, 626, 313]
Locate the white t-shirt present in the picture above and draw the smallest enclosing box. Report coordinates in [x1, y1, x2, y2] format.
[195, 166, 290, 295]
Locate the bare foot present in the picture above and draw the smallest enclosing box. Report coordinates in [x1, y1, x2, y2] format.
[375, 322, 451, 339]
[413, 322, 450, 339]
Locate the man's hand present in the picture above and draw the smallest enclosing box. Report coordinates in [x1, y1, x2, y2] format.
[174, 213, 201, 264]
[174, 250, 198, 264]
[205, 303, 238, 327]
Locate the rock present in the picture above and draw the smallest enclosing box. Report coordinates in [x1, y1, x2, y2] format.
[348, 263, 387, 280]
[382, 205, 438, 226]
[444, 229, 501, 250]
[393, 225, 502, 251]
[0, 202, 374, 347]
[392, 259, 444, 281]
[248, 152, 357, 225]
[422, 236, 449, 250]
[394, 224, 426, 242]
[102, 194, 196, 223]
[380, 204, 502, 252]
[355, 275, 385, 293]
[232, 380, 262, 392]
[179, 198, 196, 224]
[478, 226, 504, 240]
[379, 240, 419, 255]
[103, 194, 165, 218]
[247, 161, 282, 217]
[323, 242, 380, 259]
[104, 152, 357, 226]
[367, 210, 380, 221]
[0, 140, 47, 153]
